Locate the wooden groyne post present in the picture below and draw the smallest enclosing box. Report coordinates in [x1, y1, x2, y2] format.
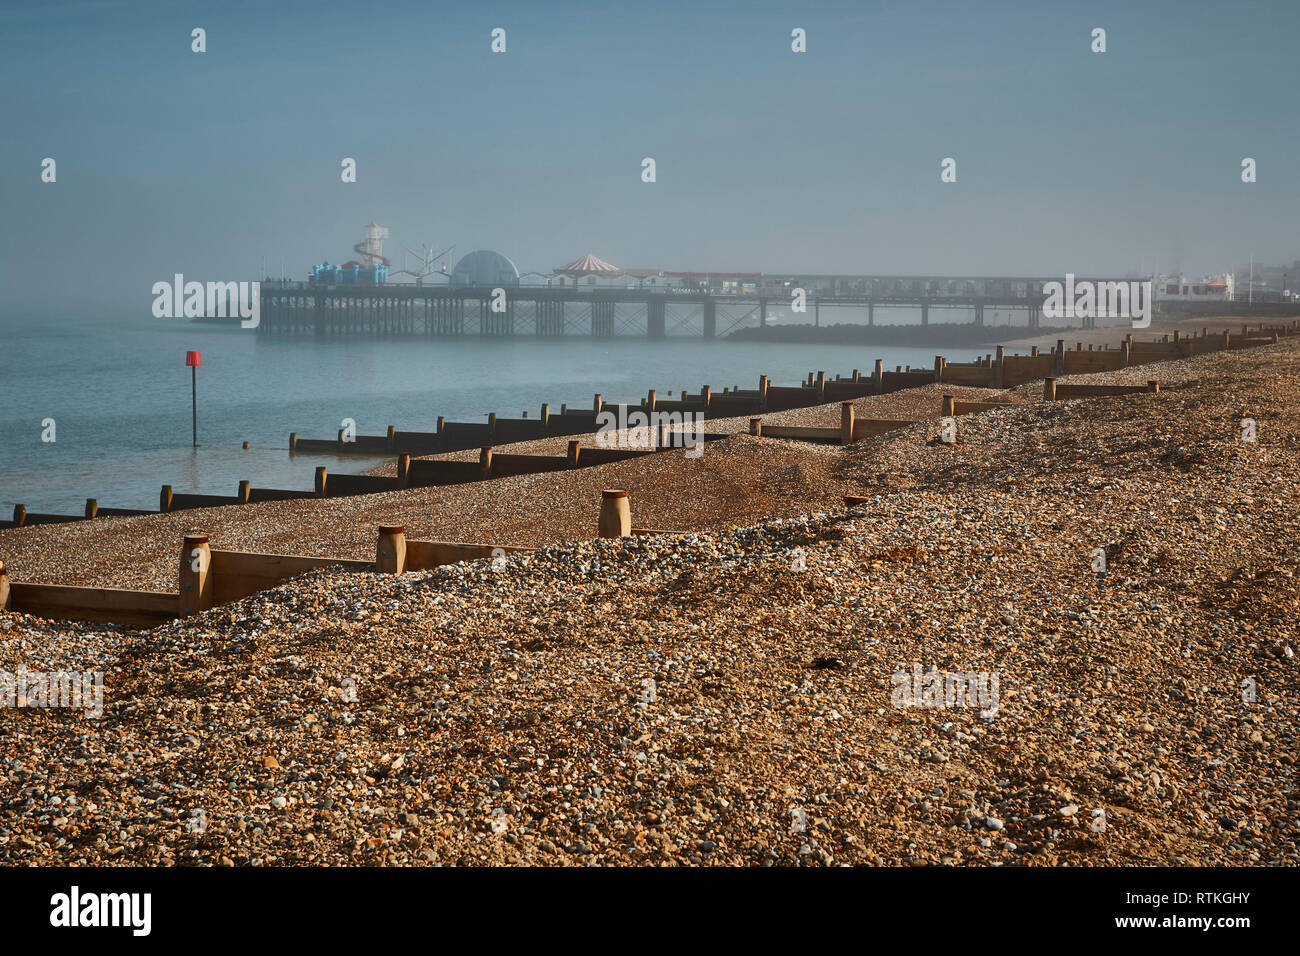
[598, 490, 631, 538]
[179, 534, 213, 616]
[376, 525, 407, 574]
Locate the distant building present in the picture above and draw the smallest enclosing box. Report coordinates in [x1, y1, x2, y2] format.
[309, 260, 388, 285]
[451, 250, 520, 286]
[1232, 260, 1297, 300]
[551, 252, 761, 292]
[309, 222, 391, 285]
[1154, 273, 1234, 301]
[758, 275, 1040, 297]
[553, 253, 624, 288]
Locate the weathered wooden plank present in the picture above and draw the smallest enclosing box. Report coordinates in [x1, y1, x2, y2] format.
[941, 365, 998, 386]
[486, 453, 569, 478]
[880, 371, 935, 392]
[405, 540, 533, 570]
[321, 474, 402, 497]
[207, 550, 371, 605]
[405, 459, 485, 487]
[760, 425, 840, 441]
[246, 488, 316, 503]
[1062, 352, 1127, 373]
[9, 582, 177, 626]
[571, 446, 658, 466]
[852, 419, 916, 440]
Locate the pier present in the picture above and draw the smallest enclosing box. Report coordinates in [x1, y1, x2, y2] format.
[255, 276, 1118, 338]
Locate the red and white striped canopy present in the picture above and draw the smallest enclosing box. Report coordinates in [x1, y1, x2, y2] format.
[559, 253, 619, 274]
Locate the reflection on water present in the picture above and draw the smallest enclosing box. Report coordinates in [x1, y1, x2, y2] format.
[0, 312, 980, 514]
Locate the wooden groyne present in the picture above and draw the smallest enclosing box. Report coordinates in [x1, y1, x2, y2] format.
[0, 493, 659, 625]
[3, 322, 1293, 529]
[286, 323, 1290, 457]
[2, 433, 723, 531]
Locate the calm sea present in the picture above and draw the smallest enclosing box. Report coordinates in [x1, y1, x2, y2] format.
[0, 311, 967, 515]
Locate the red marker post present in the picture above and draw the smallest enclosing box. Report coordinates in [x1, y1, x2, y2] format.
[186, 350, 201, 448]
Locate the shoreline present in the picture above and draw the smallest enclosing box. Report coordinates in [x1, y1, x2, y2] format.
[2, 326, 1297, 866]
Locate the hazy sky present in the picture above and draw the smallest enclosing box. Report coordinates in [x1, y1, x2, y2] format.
[3, 0, 1298, 317]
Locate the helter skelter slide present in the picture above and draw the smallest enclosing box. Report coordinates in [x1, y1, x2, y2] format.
[354, 221, 391, 267]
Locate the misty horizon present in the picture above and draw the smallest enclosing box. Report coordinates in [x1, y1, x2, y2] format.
[3, 0, 1299, 320]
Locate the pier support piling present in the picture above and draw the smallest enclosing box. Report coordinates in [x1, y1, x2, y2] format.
[647, 298, 666, 339]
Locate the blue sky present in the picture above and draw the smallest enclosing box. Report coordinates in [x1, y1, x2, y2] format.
[2, 0, 1297, 316]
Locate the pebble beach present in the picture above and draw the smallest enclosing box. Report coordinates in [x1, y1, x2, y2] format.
[2, 331, 1297, 866]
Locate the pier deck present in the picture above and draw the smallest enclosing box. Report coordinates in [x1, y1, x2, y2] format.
[256, 281, 1080, 338]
